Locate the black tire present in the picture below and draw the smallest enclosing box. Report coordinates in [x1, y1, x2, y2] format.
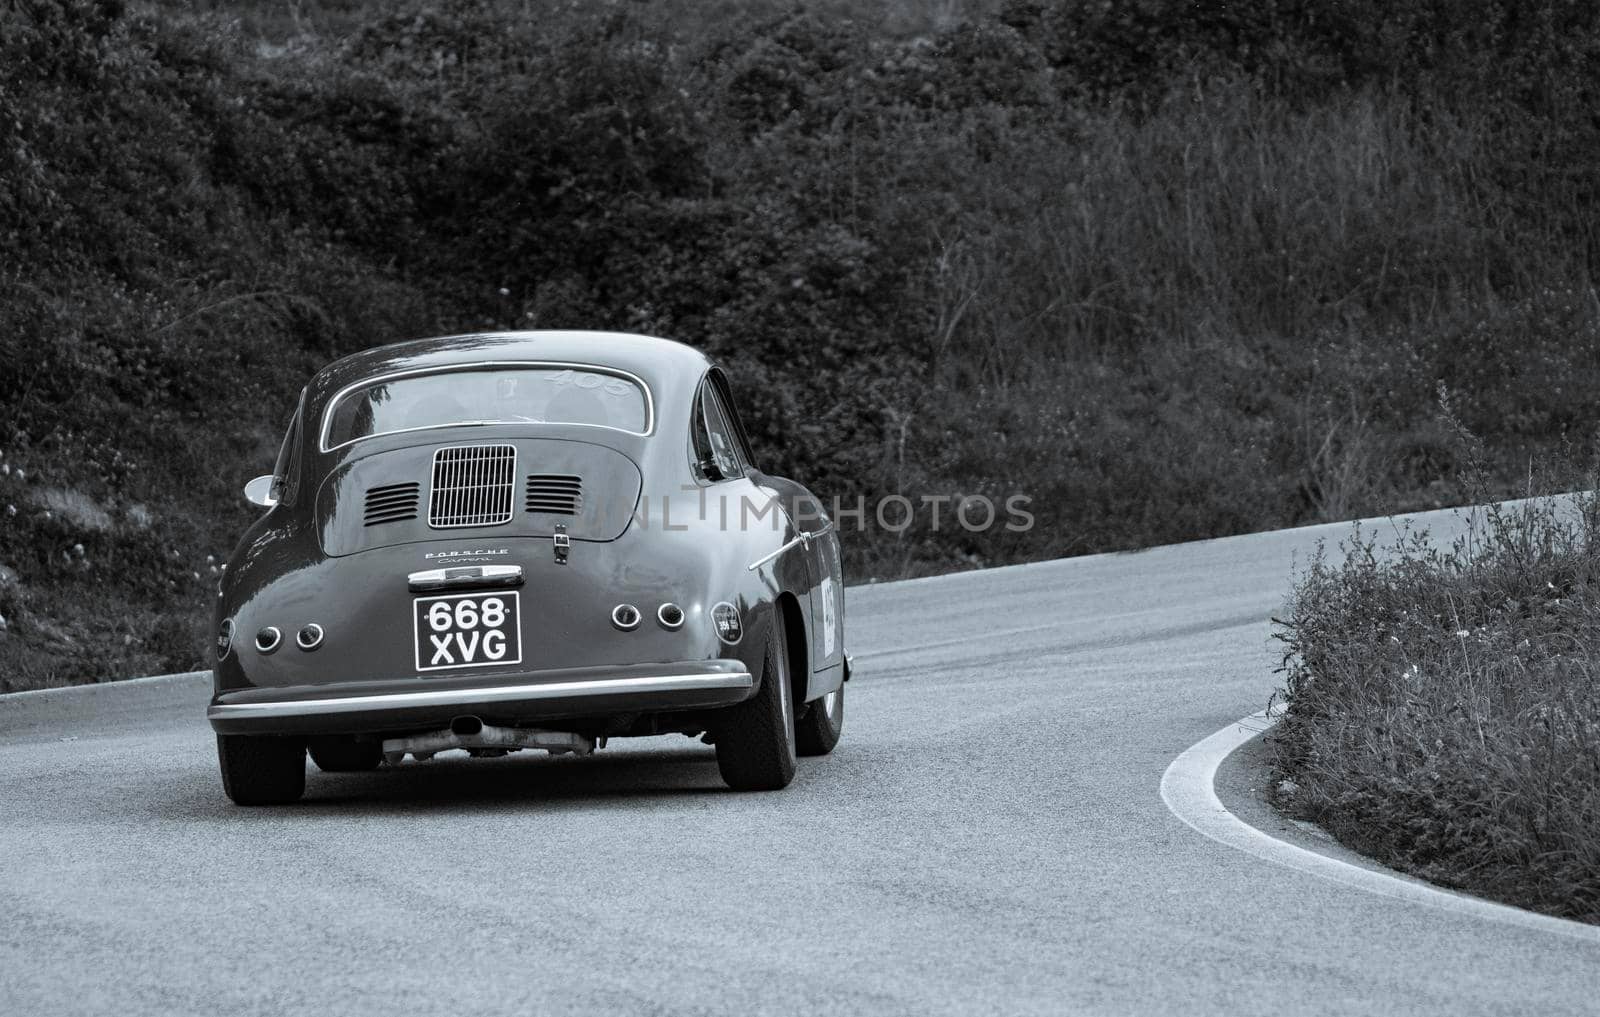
[796, 682, 844, 757]
[308, 735, 384, 773]
[217, 734, 306, 806]
[714, 608, 798, 791]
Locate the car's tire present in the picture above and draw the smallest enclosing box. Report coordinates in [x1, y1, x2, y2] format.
[307, 735, 384, 773]
[217, 734, 306, 805]
[796, 683, 844, 757]
[714, 609, 798, 791]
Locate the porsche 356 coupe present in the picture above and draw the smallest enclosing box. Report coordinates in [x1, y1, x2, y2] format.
[208, 331, 848, 804]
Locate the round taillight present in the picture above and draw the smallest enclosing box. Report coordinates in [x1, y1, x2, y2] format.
[254, 626, 282, 654]
[296, 623, 324, 651]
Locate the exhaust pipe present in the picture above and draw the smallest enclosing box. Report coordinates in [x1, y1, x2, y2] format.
[383, 721, 594, 763]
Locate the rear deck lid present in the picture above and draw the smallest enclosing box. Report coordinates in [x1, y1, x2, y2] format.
[316, 437, 642, 557]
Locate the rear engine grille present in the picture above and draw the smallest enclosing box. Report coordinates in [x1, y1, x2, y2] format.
[428, 445, 516, 529]
[525, 474, 582, 515]
[363, 482, 420, 527]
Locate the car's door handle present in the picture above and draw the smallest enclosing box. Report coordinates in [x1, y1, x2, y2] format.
[407, 564, 524, 592]
[747, 520, 833, 572]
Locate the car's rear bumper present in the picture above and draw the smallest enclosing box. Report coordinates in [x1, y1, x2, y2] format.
[207, 660, 754, 736]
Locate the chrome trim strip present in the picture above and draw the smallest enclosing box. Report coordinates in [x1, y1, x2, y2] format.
[748, 519, 834, 572]
[318, 361, 657, 452]
[407, 564, 524, 592]
[747, 535, 804, 573]
[208, 671, 753, 720]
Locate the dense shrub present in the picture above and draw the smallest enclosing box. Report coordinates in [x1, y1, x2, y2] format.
[3, 0, 1600, 684]
[1272, 489, 1600, 921]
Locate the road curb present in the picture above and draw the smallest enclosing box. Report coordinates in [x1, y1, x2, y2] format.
[0, 670, 211, 735]
[1160, 707, 1600, 945]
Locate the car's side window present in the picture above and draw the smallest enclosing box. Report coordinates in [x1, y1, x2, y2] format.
[708, 371, 759, 471]
[689, 387, 716, 479]
[270, 392, 305, 506]
[702, 384, 745, 479]
[691, 378, 743, 482]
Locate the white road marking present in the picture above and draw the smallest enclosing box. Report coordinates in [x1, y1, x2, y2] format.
[1160, 707, 1600, 944]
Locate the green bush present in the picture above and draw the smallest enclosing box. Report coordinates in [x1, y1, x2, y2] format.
[1272, 487, 1600, 921]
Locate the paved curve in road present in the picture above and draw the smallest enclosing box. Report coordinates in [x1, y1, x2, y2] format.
[2, 504, 1595, 1016]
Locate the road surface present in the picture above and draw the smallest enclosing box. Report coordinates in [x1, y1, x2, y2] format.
[2, 504, 1594, 1015]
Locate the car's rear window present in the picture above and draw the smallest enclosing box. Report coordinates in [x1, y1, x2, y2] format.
[322, 366, 651, 450]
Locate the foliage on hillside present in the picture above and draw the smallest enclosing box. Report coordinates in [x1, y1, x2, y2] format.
[4, 0, 1600, 686]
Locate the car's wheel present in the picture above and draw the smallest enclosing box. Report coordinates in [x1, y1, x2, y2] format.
[307, 735, 384, 773]
[217, 734, 306, 805]
[796, 683, 844, 756]
[714, 609, 798, 791]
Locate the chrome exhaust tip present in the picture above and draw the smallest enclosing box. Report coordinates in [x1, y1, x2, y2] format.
[657, 603, 685, 630]
[612, 604, 641, 631]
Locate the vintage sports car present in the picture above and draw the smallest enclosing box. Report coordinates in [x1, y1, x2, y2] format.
[208, 331, 847, 804]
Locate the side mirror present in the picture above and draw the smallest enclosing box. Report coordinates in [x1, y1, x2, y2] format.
[243, 475, 280, 509]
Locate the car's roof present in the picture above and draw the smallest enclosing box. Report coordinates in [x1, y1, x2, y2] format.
[303, 331, 713, 415]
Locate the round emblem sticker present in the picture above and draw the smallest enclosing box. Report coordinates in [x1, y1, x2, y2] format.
[711, 602, 742, 645]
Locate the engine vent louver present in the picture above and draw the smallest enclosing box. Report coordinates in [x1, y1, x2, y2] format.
[525, 474, 582, 515]
[363, 482, 420, 527]
[428, 444, 517, 529]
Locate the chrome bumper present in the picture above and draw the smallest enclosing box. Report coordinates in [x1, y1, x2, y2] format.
[207, 665, 754, 735]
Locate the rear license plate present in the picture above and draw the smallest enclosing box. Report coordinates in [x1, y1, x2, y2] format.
[413, 591, 523, 672]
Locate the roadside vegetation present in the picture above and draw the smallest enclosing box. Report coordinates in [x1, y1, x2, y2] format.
[5, 0, 1600, 687]
[1271, 425, 1600, 923]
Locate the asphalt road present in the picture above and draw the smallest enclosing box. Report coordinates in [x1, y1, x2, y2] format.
[3, 504, 1596, 1016]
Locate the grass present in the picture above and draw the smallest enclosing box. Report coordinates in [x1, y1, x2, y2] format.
[1270, 435, 1600, 922]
